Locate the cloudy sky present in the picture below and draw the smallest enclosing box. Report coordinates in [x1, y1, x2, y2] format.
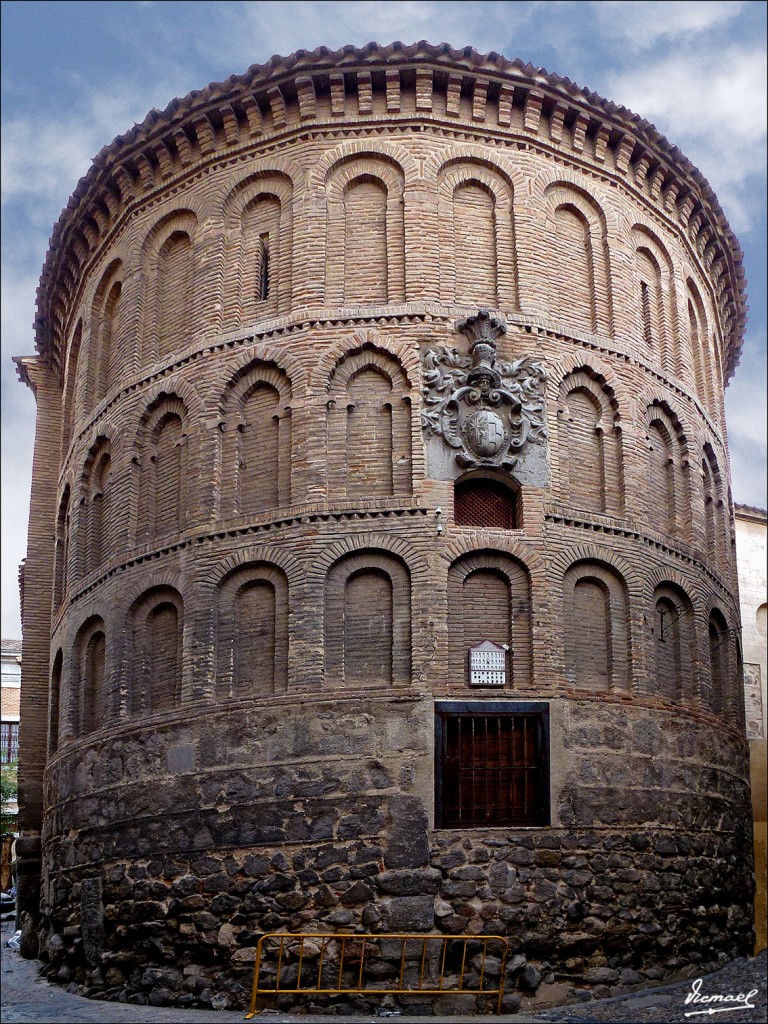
[1, 0, 766, 637]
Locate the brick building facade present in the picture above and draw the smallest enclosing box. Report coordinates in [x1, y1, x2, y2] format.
[15, 43, 753, 1010]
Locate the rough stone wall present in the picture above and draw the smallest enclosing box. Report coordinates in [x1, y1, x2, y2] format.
[16, 43, 752, 1011]
[37, 702, 752, 1010]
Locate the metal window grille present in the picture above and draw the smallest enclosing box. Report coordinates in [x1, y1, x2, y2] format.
[436, 709, 547, 827]
[455, 480, 516, 529]
[1, 722, 19, 764]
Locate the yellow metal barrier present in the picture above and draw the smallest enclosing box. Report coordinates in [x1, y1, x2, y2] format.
[245, 931, 510, 1017]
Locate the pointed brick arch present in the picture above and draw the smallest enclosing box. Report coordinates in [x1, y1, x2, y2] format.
[140, 210, 198, 365]
[324, 549, 411, 689]
[652, 581, 694, 704]
[644, 400, 691, 541]
[631, 225, 677, 376]
[54, 485, 72, 608]
[448, 550, 532, 689]
[315, 332, 418, 391]
[216, 561, 289, 699]
[217, 360, 293, 518]
[324, 154, 406, 306]
[702, 441, 728, 570]
[48, 650, 63, 756]
[220, 171, 294, 328]
[88, 259, 125, 410]
[61, 319, 83, 458]
[543, 182, 614, 337]
[134, 394, 190, 545]
[707, 606, 730, 718]
[556, 367, 624, 515]
[127, 585, 184, 716]
[79, 436, 114, 576]
[326, 345, 412, 500]
[309, 140, 419, 192]
[72, 615, 106, 738]
[436, 159, 518, 310]
[563, 559, 630, 693]
[686, 277, 715, 416]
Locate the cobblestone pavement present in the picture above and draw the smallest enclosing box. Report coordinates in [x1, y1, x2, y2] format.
[2, 919, 765, 1023]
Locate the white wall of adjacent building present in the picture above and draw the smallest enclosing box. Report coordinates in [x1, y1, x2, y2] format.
[735, 505, 767, 953]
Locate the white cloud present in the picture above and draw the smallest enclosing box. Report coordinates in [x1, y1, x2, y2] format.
[207, 0, 537, 71]
[725, 332, 768, 508]
[1, 118, 96, 211]
[1, 72, 194, 214]
[606, 44, 766, 232]
[594, 0, 744, 50]
[1, 265, 43, 639]
[1, 433, 33, 640]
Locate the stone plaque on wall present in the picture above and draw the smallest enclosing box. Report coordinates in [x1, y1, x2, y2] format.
[469, 640, 507, 687]
[744, 663, 764, 739]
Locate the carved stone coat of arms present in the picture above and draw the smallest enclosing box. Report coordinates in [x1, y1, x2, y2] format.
[421, 312, 548, 480]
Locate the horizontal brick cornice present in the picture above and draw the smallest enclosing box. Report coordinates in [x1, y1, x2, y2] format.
[30, 43, 746, 386]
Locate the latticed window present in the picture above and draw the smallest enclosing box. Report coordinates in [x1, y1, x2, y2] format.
[455, 479, 517, 529]
[435, 703, 548, 827]
[1, 722, 19, 764]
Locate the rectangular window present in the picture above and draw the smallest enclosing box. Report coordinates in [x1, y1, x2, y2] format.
[1, 722, 19, 764]
[258, 233, 270, 300]
[435, 702, 549, 828]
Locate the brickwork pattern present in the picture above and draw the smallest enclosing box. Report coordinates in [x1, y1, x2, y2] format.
[15, 42, 752, 1010]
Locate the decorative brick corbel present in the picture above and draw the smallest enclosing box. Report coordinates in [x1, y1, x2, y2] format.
[267, 86, 287, 129]
[571, 112, 589, 153]
[663, 181, 680, 213]
[112, 165, 137, 204]
[614, 134, 635, 174]
[329, 73, 345, 115]
[295, 77, 317, 120]
[649, 166, 666, 200]
[472, 78, 489, 122]
[100, 187, 120, 221]
[219, 104, 241, 144]
[416, 68, 433, 111]
[633, 154, 651, 188]
[704, 242, 718, 270]
[193, 116, 217, 155]
[135, 153, 156, 191]
[549, 102, 567, 143]
[90, 204, 109, 235]
[678, 195, 696, 226]
[497, 84, 514, 126]
[446, 73, 462, 116]
[241, 95, 263, 136]
[523, 89, 544, 133]
[356, 72, 373, 114]
[153, 141, 174, 179]
[688, 212, 705, 238]
[386, 70, 401, 113]
[172, 129, 193, 165]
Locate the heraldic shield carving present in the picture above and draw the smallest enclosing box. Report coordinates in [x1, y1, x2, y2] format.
[421, 312, 548, 471]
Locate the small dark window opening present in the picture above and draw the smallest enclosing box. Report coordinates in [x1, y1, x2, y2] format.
[258, 233, 270, 301]
[435, 703, 549, 828]
[641, 280, 652, 346]
[455, 478, 517, 529]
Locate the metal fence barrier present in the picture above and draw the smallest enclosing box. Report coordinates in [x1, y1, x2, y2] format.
[246, 931, 510, 1017]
